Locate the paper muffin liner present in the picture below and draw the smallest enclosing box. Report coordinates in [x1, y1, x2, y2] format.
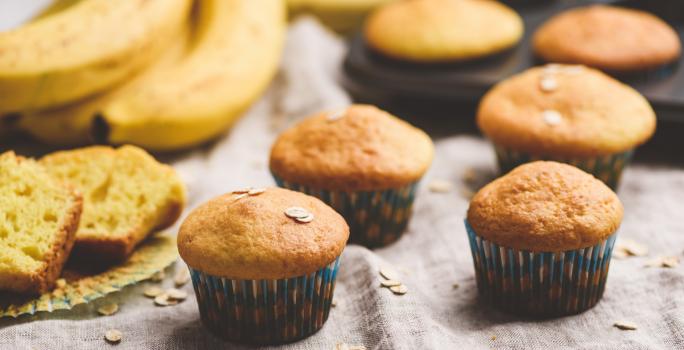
[465, 221, 617, 317]
[494, 144, 634, 190]
[189, 257, 341, 344]
[273, 175, 418, 248]
[0, 234, 178, 318]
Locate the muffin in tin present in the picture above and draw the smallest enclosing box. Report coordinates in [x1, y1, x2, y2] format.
[270, 104, 434, 248]
[178, 187, 349, 344]
[365, 0, 524, 63]
[533, 5, 681, 78]
[466, 161, 624, 317]
[477, 64, 656, 189]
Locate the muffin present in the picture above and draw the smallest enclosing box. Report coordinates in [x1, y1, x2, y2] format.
[477, 64, 656, 189]
[269, 104, 434, 247]
[178, 187, 349, 344]
[365, 0, 523, 62]
[533, 5, 681, 77]
[466, 161, 624, 317]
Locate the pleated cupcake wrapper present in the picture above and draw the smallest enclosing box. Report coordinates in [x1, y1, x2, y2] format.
[0, 235, 178, 318]
[465, 221, 617, 317]
[273, 175, 418, 248]
[189, 257, 341, 344]
[494, 145, 634, 190]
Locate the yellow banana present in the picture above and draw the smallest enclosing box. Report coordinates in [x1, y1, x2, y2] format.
[32, 0, 84, 21]
[288, 0, 395, 33]
[0, 0, 83, 139]
[18, 24, 192, 146]
[0, 0, 192, 114]
[93, 0, 286, 151]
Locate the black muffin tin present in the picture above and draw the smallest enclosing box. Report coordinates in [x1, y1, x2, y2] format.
[342, 0, 684, 142]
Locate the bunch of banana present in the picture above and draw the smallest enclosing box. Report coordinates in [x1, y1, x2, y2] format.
[0, 0, 192, 114]
[31, 0, 84, 21]
[94, 0, 286, 151]
[18, 22, 192, 146]
[288, 0, 396, 33]
[6, 0, 286, 152]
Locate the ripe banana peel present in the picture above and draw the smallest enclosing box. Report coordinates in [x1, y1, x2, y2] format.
[18, 25, 192, 146]
[93, 0, 286, 151]
[32, 0, 83, 21]
[288, 0, 395, 33]
[0, 0, 192, 114]
[0, 0, 83, 140]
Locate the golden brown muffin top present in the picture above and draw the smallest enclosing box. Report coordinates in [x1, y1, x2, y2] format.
[477, 65, 656, 157]
[365, 0, 523, 62]
[467, 161, 623, 252]
[533, 5, 681, 72]
[269, 104, 434, 191]
[178, 187, 349, 280]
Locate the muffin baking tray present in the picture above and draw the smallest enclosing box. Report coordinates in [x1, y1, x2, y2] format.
[342, 0, 684, 129]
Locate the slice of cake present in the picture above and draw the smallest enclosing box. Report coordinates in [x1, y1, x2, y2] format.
[0, 151, 82, 294]
[40, 145, 186, 263]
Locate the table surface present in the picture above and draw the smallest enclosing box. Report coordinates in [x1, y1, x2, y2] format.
[1, 9, 684, 350]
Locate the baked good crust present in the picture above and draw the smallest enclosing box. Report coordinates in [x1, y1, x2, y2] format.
[178, 187, 349, 280]
[69, 199, 183, 263]
[533, 5, 681, 72]
[365, 0, 523, 62]
[477, 65, 656, 157]
[467, 161, 623, 252]
[33, 189, 82, 294]
[269, 104, 434, 191]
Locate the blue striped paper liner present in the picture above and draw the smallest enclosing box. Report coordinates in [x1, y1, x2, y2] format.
[465, 220, 617, 317]
[272, 175, 418, 248]
[189, 257, 340, 344]
[494, 144, 634, 190]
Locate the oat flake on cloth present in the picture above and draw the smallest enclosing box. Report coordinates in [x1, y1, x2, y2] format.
[1, 18, 684, 350]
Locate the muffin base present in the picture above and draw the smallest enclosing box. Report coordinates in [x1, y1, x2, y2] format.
[189, 258, 340, 344]
[465, 220, 617, 318]
[494, 145, 634, 190]
[274, 176, 418, 248]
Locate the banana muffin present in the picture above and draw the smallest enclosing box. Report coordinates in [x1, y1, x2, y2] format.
[465, 161, 624, 316]
[178, 187, 349, 344]
[365, 0, 523, 62]
[477, 64, 656, 189]
[269, 104, 434, 247]
[533, 5, 681, 75]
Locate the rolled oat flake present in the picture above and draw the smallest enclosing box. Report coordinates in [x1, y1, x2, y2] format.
[105, 329, 123, 343]
[285, 206, 310, 219]
[539, 76, 558, 92]
[614, 321, 638, 331]
[295, 213, 315, 223]
[542, 110, 563, 126]
[389, 284, 408, 295]
[97, 303, 119, 316]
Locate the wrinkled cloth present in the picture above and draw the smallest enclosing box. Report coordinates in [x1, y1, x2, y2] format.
[1, 18, 684, 350]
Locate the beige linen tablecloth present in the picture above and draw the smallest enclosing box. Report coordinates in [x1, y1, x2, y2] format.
[1, 19, 684, 350]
